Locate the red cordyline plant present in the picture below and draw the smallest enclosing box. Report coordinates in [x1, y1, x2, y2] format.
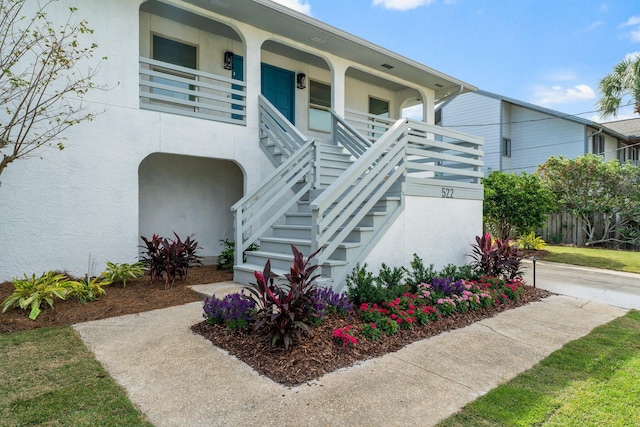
[470, 233, 522, 280]
[246, 244, 322, 350]
[140, 233, 202, 289]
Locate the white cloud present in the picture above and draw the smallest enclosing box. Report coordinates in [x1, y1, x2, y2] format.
[532, 84, 596, 106]
[586, 21, 604, 31]
[372, 0, 435, 11]
[619, 15, 640, 42]
[624, 51, 640, 61]
[620, 15, 640, 28]
[271, 0, 312, 15]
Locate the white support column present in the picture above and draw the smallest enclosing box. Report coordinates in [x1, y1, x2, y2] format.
[242, 31, 265, 131]
[420, 88, 436, 125]
[330, 59, 349, 117]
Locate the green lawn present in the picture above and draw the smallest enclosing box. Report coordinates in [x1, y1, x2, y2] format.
[0, 326, 152, 427]
[438, 310, 640, 427]
[542, 245, 640, 274]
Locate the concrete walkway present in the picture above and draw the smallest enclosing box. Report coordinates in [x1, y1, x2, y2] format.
[74, 281, 627, 427]
[522, 259, 640, 309]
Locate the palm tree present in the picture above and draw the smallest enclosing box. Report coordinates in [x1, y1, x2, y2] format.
[597, 56, 640, 118]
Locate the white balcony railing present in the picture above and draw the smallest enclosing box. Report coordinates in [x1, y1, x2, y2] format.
[139, 57, 246, 125]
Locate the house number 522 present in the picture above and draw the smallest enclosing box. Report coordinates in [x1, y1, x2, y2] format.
[441, 188, 454, 198]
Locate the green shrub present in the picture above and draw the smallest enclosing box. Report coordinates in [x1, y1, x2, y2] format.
[345, 263, 388, 305]
[68, 276, 112, 304]
[216, 239, 259, 272]
[404, 253, 437, 291]
[102, 261, 145, 287]
[1, 272, 74, 320]
[515, 232, 547, 250]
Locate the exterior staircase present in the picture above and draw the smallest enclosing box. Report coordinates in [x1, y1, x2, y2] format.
[233, 138, 403, 289]
[231, 95, 483, 291]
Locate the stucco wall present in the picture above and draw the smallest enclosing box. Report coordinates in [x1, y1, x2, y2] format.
[364, 196, 483, 273]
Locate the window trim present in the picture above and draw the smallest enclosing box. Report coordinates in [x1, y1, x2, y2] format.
[502, 138, 512, 158]
[308, 79, 332, 133]
[150, 34, 198, 106]
[592, 134, 605, 156]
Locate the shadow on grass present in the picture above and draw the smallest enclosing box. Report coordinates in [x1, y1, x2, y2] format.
[437, 311, 640, 427]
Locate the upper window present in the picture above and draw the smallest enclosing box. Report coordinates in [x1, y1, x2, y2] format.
[151, 35, 197, 103]
[502, 138, 512, 158]
[309, 80, 331, 132]
[369, 97, 389, 117]
[592, 134, 605, 156]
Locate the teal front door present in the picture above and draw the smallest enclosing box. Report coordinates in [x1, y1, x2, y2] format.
[232, 54, 244, 121]
[261, 63, 295, 124]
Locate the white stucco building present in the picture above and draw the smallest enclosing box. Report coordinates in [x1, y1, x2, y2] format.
[0, 0, 484, 289]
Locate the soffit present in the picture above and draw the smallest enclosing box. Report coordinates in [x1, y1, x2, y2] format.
[181, 0, 475, 97]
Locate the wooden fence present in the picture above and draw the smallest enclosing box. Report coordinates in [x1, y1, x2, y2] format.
[538, 212, 639, 250]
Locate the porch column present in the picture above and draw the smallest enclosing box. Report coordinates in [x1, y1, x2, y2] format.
[330, 58, 349, 117]
[242, 31, 265, 130]
[420, 88, 436, 125]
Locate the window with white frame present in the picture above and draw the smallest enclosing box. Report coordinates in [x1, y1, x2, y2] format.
[592, 134, 605, 156]
[630, 146, 639, 162]
[309, 80, 331, 132]
[502, 138, 512, 157]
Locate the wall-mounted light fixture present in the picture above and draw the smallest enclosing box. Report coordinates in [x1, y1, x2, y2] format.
[224, 51, 233, 70]
[296, 73, 306, 89]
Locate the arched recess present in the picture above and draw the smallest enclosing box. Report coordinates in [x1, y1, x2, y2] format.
[138, 154, 244, 262]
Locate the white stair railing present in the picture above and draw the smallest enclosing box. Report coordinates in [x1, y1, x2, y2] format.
[231, 140, 316, 266]
[328, 109, 372, 158]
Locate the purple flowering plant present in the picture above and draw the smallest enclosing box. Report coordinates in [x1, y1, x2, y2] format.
[203, 291, 256, 329]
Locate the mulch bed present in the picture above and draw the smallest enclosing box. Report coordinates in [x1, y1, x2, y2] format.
[0, 265, 232, 333]
[192, 285, 552, 387]
[2, 260, 553, 388]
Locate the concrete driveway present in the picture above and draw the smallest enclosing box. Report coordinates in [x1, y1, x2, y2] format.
[522, 259, 640, 310]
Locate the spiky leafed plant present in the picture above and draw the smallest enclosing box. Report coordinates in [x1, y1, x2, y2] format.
[246, 244, 322, 350]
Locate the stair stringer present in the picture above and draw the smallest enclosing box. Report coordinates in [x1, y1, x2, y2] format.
[321, 191, 406, 292]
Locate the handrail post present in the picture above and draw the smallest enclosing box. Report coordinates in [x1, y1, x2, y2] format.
[313, 140, 321, 189]
[234, 208, 243, 267]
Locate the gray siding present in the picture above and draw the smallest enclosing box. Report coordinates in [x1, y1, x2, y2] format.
[440, 92, 501, 175]
[508, 105, 585, 173]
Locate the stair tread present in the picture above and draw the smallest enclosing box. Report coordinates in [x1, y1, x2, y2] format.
[260, 236, 362, 249]
[244, 250, 348, 266]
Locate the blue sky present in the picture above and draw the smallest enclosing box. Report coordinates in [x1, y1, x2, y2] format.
[273, 0, 640, 123]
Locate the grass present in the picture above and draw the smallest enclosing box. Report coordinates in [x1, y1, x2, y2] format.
[543, 245, 640, 274]
[438, 310, 640, 427]
[0, 326, 152, 427]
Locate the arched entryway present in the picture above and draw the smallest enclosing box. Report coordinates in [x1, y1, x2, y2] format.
[138, 153, 244, 263]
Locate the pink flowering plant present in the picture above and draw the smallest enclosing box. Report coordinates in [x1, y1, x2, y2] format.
[333, 325, 357, 347]
[204, 238, 528, 352]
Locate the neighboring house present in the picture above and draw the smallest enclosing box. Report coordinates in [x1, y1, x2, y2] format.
[0, 0, 485, 289]
[437, 90, 630, 175]
[602, 118, 640, 166]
